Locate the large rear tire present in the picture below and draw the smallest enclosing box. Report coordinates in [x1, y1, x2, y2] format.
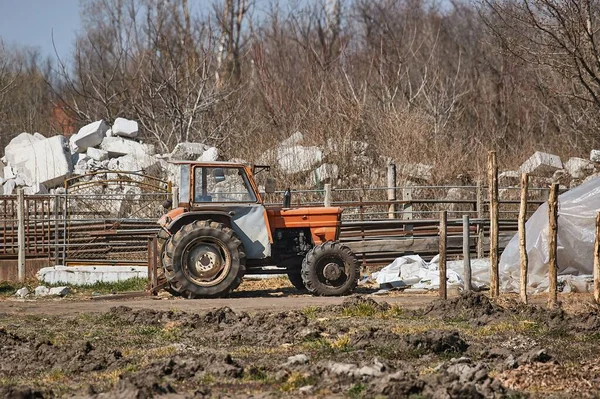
[162, 220, 246, 298]
[156, 229, 180, 297]
[301, 242, 360, 296]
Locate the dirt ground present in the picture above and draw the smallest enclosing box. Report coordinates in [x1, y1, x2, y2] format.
[1, 280, 600, 398]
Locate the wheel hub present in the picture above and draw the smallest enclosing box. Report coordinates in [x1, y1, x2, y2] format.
[323, 262, 343, 281]
[188, 244, 223, 279]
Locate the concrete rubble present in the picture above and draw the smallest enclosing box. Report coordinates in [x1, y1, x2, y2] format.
[70, 120, 108, 153]
[519, 151, 563, 177]
[564, 157, 595, 179]
[111, 117, 138, 138]
[170, 142, 209, 160]
[101, 136, 155, 157]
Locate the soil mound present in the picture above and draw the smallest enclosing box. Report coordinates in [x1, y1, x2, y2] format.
[404, 330, 469, 354]
[422, 291, 499, 320]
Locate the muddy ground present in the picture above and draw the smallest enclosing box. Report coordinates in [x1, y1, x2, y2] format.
[1, 290, 600, 398]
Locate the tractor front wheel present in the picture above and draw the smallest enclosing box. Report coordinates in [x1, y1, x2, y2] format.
[301, 242, 360, 296]
[162, 220, 246, 298]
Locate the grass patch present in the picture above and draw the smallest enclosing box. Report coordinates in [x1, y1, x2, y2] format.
[63, 278, 148, 294]
[0, 281, 17, 296]
[302, 306, 320, 319]
[348, 383, 366, 398]
[280, 372, 315, 391]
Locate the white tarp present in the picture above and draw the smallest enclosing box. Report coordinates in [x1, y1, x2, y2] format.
[371, 255, 489, 291]
[500, 176, 600, 293]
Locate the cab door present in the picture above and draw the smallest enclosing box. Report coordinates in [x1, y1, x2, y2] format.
[192, 165, 271, 259]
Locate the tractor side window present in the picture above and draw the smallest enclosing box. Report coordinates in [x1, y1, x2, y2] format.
[193, 167, 257, 203]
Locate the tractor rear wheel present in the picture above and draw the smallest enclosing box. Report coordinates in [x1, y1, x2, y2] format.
[162, 220, 246, 298]
[301, 242, 360, 296]
[154, 229, 182, 297]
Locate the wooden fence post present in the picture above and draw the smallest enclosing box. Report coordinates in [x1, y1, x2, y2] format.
[594, 212, 600, 304]
[439, 210, 447, 300]
[488, 151, 499, 297]
[324, 183, 332, 207]
[476, 179, 485, 258]
[17, 188, 25, 282]
[519, 173, 529, 304]
[387, 163, 397, 219]
[463, 215, 472, 292]
[548, 183, 559, 308]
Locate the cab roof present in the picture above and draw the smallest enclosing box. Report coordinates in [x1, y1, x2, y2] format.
[168, 160, 248, 167]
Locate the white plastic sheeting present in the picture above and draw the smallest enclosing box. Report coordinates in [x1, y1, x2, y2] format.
[371, 255, 489, 291]
[499, 176, 600, 293]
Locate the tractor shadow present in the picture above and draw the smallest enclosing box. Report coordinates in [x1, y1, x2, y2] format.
[227, 285, 379, 298]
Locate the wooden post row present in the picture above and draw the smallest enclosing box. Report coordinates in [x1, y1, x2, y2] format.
[439, 210, 447, 300]
[476, 179, 485, 258]
[488, 151, 499, 297]
[519, 173, 529, 304]
[547, 183, 559, 308]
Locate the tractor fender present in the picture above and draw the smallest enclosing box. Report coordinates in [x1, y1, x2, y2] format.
[166, 210, 233, 234]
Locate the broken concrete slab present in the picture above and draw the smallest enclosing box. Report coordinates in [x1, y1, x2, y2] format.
[49, 286, 71, 297]
[86, 147, 109, 162]
[312, 163, 339, 185]
[3, 165, 16, 179]
[3, 179, 16, 195]
[498, 170, 520, 186]
[113, 154, 164, 182]
[197, 147, 219, 162]
[100, 136, 155, 157]
[590, 150, 600, 163]
[281, 131, 304, 147]
[4, 132, 43, 166]
[112, 117, 139, 138]
[34, 286, 50, 296]
[520, 151, 563, 177]
[564, 157, 595, 179]
[15, 287, 29, 298]
[23, 183, 48, 195]
[171, 142, 209, 160]
[12, 135, 73, 188]
[277, 145, 323, 174]
[70, 120, 109, 153]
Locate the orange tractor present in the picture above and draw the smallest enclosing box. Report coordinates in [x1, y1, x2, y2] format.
[155, 161, 360, 298]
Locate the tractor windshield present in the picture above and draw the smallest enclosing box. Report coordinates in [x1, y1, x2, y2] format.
[193, 166, 257, 203]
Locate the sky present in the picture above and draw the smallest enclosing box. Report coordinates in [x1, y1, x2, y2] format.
[0, 0, 82, 60]
[0, 0, 275, 61]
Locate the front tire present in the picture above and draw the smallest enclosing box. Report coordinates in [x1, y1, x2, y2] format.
[162, 220, 246, 298]
[301, 242, 360, 296]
